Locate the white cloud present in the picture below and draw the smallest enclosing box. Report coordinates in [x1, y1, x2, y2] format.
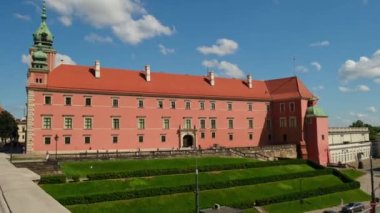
[367, 106, 377, 113]
[312, 85, 325, 91]
[197, 39, 238, 56]
[338, 86, 352, 93]
[339, 50, 380, 81]
[295, 65, 308, 73]
[55, 53, 76, 67]
[350, 112, 368, 119]
[158, 44, 175, 55]
[202, 59, 244, 79]
[311, 62, 322, 71]
[21, 54, 31, 67]
[14, 13, 31, 21]
[84, 33, 113, 43]
[46, 0, 173, 45]
[357, 84, 370, 92]
[374, 79, 380, 84]
[309, 40, 330, 47]
[338, 84, 370, 93]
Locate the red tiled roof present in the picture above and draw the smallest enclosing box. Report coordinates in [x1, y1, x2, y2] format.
[265, 77, 314, 100]
[40, 64, 314, 101]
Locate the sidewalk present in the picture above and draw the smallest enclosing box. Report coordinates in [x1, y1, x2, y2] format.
[0, 153, 69, 213]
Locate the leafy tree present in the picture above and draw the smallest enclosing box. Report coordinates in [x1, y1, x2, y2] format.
[0, 110, 18, 143]
[349, 120, 380, 141]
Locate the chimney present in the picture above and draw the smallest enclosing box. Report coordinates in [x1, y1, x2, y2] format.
[208, 71, 215, 86]
[247, 74, 252, 88]
[95, 60, 100, 78]
[145, 64, 151, 82]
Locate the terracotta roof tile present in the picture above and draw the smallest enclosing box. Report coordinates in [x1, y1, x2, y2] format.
[41, 64, 314, 101]
[265, 76, 314, 100]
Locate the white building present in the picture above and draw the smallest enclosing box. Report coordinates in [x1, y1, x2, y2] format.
[17, 119, 27, 143]
[328, 127, 371, 164]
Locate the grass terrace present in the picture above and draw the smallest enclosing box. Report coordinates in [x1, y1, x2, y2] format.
[60, 156, 257, 177]
[38, 157, 367, 212]
[42, 164, 314, 199]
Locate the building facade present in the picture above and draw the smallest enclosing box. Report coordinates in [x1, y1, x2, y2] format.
[25, 2, 329, 165]
[328, 127, 371, 164]
[16, 118, 27, 143]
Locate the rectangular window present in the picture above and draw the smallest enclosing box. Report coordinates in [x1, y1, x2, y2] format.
[200, 119, 206, 129]
[201, 132, 205, 139]
[112, 99, 119, 108]
[112, 118, 120, 129]
[138, 118, 145, 129]
[161, 135, 166, 143]
[210, 102, 216, 110]
[249, 133, 253, 140]
[84, 136, 91, 144]
[248, 119, 253, 129]
[289, 117, 297, 128]
[112, 136, 118, 144]
[211, 132, 216, 139]
[280, 117, 287, 128]
[228, 119, 234, 129]
[138, 135, 144, 143]
[64, 117, 73, 129]
[280, 103, 285, 112]
[42, 117, 52, 129]
[229, 134, 233, 141]
[211, 119, 216, 129]
[64, 136, 71, 144]
[170, 101, 176, 109]
[163, 118, 170, 129]
[184, 119, 192, 129]
[65, 97, 72, 106]
[227, 102, 232, 111]
[44, 136, 51, 145]
[289, 102, 295, 112]
[248, 103, 253, 111]
[44, 96, 52, 105]
[84, 117, 92, 129]
[158, 100, 163, 109]
[266, 119, 272, 129]
[185, 101, 191, 110]
[85, 97, 92, 106]
[138, 99, 144, 108]
[200, 102, 205, 110]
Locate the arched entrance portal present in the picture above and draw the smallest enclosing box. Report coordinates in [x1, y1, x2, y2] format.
[183, 135, 194, 148]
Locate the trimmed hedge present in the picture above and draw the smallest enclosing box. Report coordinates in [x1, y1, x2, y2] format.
[57, 169, 331, 205]
[40, 174, 66, 184]
[86, 159, 306, 180]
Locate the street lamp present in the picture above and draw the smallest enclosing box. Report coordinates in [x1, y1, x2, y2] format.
[54, 134, 59, 162]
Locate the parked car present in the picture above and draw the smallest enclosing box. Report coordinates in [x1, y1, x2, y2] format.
[341, 202, 365, 212]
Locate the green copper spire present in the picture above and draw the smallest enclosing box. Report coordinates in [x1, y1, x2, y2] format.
[33, 0, 54, 47]
[41, 0, 47, 22]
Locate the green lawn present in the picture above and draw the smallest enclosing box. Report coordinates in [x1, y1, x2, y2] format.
[60, 157, 257, 177]
[43, 164, 315, 199]
[340, 169, 365, 180]
[67, 175, 342, 213]
[263, 189, 370, 213]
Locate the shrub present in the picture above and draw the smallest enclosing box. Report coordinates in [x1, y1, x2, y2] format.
[57, 169, 331, 205]
[40, 174, 66, 184]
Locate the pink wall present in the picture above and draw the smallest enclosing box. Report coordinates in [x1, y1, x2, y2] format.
[304, 116, 329, 165]
[31, 90, 272, 153]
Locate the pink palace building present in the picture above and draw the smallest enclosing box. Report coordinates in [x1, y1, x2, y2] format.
[26, 3, 329, 165]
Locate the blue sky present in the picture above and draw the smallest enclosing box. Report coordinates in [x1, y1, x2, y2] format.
[0, 0, 379, 126]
